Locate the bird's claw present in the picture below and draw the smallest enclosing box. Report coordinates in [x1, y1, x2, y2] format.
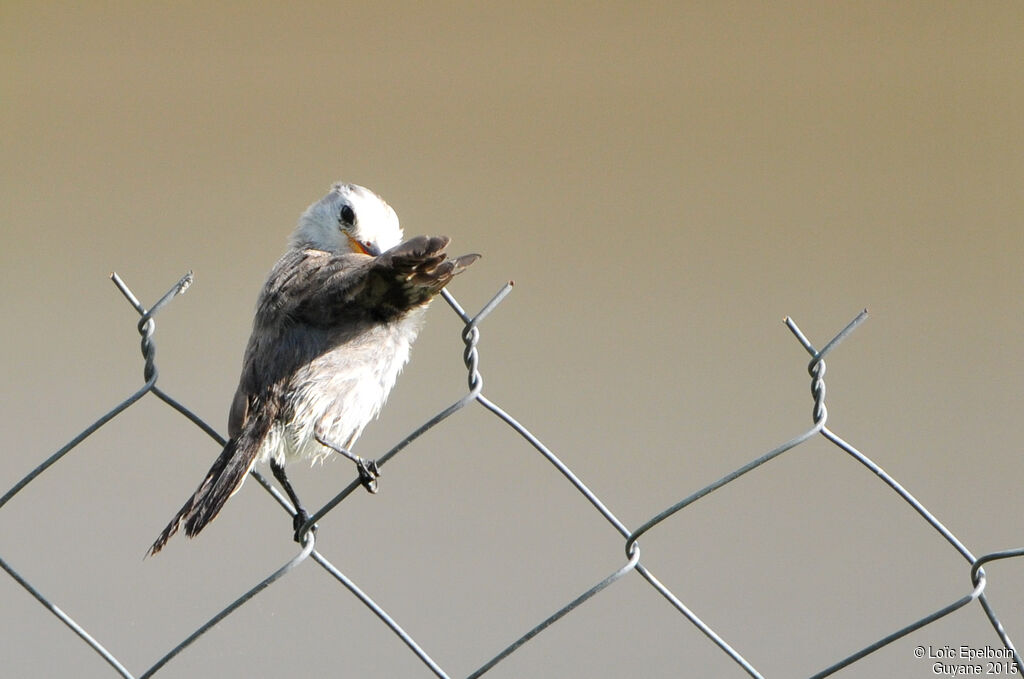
[293, 509, 317, 543]
[356, 458, 380, 493]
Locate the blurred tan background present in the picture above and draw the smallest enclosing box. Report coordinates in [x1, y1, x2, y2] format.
[2, 2, 1022, 677]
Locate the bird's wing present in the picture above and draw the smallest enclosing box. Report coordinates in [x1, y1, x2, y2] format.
[249, 248, 367, 328]
[227, 381, 249, 439]
[265, 237, 479, 327]
[358, 235, 480, 319]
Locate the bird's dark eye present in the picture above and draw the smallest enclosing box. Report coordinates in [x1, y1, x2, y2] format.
[339, 204, 356, 226]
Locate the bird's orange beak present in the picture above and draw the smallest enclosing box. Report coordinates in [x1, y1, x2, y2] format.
[346, 233, 380, 256]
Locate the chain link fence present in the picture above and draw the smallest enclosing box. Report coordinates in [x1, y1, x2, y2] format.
[2, 272, 1021, 678]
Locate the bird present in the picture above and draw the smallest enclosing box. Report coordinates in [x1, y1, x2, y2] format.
[148, 182, 479, 555]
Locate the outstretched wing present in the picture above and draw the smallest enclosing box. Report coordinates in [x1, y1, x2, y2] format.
[359, 235, 481, 319]
[270, 236, 479, 327]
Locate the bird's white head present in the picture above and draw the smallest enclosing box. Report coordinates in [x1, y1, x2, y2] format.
[290, 182, 402, 256]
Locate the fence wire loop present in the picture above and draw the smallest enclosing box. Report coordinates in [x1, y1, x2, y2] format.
[2, 277, 1020, 679]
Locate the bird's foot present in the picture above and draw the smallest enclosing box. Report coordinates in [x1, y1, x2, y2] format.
[356, 458, 380, 493]
[293, 509, 317, 543]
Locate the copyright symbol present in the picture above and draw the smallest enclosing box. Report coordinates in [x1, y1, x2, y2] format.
[914, 646, 925, 658]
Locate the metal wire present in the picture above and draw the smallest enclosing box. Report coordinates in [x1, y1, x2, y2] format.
[1, 273, 1020, 678]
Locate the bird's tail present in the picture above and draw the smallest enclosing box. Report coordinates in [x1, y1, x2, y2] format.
[147, 425, 264, 556]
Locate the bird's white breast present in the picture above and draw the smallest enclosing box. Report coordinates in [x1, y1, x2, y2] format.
[258, 309, 425, 466]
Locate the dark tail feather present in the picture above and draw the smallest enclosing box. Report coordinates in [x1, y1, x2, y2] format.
[147, 432, 260, 556]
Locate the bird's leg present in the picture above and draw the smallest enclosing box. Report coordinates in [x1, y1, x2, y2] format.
[270, 459, 314, 540]
[313, 431, 380, 493]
